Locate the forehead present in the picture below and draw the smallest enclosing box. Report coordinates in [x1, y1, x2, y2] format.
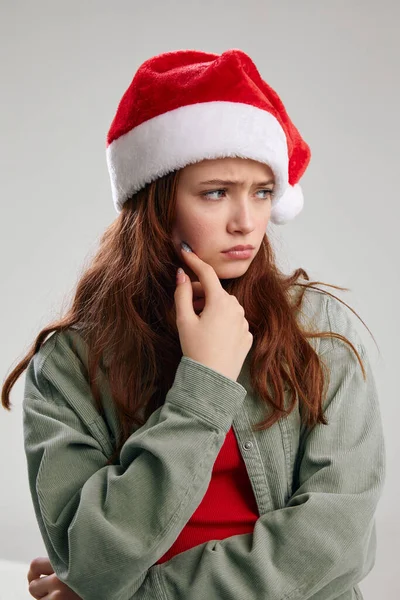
[179, 157, 275, 183]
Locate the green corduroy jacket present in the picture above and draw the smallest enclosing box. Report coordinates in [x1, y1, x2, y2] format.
[22, 283, 386, 600]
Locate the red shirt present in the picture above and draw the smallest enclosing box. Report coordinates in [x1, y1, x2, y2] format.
[156, 426, 259, 564]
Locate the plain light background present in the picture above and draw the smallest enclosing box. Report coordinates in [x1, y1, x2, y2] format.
[1, 1, 398, 598]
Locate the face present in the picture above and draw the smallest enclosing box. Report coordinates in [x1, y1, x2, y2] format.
[171, 157, 275, 282]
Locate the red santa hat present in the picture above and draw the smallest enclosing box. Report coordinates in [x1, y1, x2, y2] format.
[106, 48, 311, 225]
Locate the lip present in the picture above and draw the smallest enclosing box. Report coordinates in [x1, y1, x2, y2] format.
[222, 245, 254, 252]
[221, 248, 254, 260]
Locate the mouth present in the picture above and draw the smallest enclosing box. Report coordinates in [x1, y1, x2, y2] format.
[222, 245, 254, 252]
[221, 247, 254, 260]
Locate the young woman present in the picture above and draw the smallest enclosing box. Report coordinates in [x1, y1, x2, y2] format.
[2, 48, 386, 600]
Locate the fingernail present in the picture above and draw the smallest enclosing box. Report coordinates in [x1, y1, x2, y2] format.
[176, 267, 186, 283]
[181, 241, 192, 253]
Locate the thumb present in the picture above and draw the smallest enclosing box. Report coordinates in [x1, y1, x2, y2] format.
[174, 268, 195, 322]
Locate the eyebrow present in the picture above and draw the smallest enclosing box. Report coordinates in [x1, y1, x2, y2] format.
[197, 178, 275, 186]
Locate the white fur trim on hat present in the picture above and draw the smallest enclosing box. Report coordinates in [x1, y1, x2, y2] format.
[106, 101, 294, 223]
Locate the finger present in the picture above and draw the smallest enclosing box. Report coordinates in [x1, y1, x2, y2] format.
[174, 266, 196, 323]
[180, 245, 222, 304]
[27, 557, 54, 583]
[28, 574, 52, 598]
[29, 573, 82, 600]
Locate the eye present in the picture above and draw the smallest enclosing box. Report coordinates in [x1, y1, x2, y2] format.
[201, 188, 275, 201]
[201, 189, 226, 200]
[256, 189, 275, 199]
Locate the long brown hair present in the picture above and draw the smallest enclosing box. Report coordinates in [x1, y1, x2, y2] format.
[1, 168, 376, 465]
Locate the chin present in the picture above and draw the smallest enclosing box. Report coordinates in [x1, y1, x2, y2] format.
[215, 264, 249, 279]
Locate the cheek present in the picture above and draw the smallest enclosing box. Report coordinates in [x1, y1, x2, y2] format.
[189, 220, 215, 240]
[174, 209, 217, 243]
[261, 202, 272, 225]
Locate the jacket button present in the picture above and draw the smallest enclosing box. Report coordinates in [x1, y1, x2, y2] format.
[243, 441, 253, 450]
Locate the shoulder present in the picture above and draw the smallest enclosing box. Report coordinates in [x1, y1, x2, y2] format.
[32, 326, 90, 377]
[23, 327, 117, 457]
[24, 326, 93, 406]
[290, 278, 365, 356]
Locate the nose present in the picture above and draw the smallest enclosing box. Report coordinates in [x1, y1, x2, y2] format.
[229, 197, 257, 232]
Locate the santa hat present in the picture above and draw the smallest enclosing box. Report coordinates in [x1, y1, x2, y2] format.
[106, 48, 311, 225]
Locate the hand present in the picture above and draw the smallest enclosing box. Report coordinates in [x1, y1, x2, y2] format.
[175, 245, 253, 382]
[27, 556, 82, 599]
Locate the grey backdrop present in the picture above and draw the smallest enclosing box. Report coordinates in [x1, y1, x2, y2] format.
[1, 1, 398, 598]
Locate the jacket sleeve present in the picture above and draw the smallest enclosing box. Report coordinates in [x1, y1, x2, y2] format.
[150, 296, 386, 600]
[22, 336, 247, 600]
